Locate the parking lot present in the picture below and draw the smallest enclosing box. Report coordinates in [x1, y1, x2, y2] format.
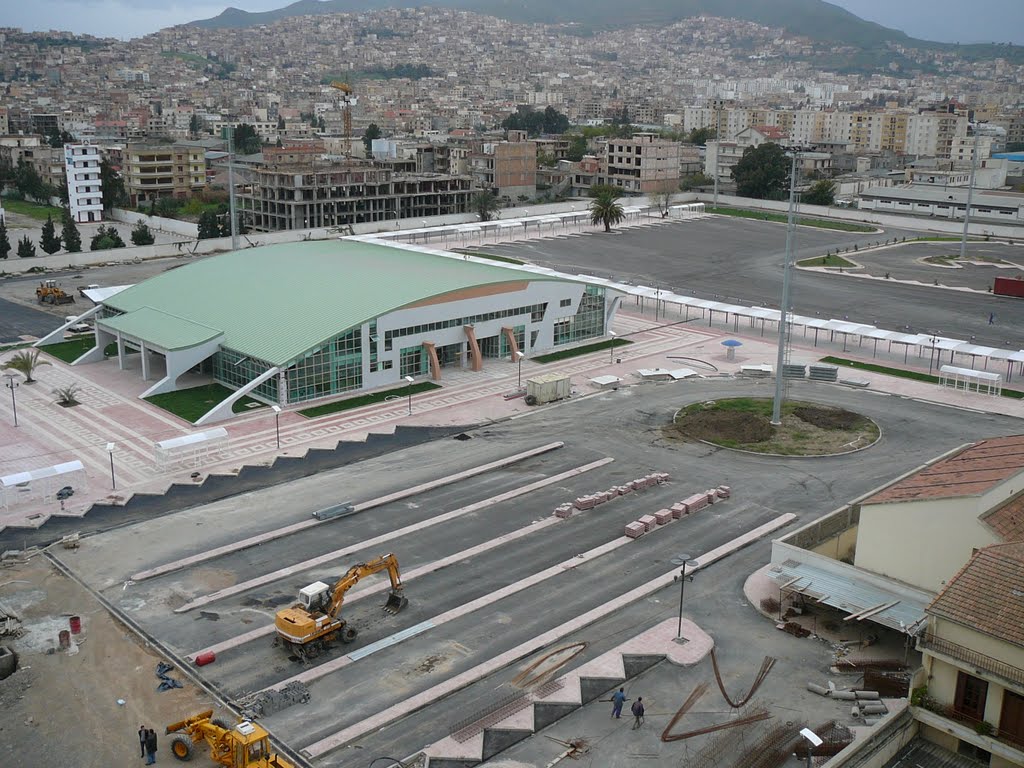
[475, 216, 1024, 349]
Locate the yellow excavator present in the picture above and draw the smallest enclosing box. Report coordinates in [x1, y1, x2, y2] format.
[165, 710, 293, 767]
[274, 552, 407, 659]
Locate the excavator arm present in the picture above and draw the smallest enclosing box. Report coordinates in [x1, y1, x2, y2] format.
[326, 552, 406, 619]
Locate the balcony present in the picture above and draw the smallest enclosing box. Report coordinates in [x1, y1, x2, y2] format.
[920, 632, 1024, 689]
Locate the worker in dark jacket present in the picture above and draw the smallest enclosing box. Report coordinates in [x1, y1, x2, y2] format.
[631, 697, 645, 729]
[138, 725, 147, 758]
[145, 728, 158, 764]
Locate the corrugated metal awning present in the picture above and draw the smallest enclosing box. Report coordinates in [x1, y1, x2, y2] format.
[767, 559, 930, 634]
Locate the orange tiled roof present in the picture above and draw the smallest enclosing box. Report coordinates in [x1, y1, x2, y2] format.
[982, 493, 1024, 542]
[927, 542, 1024, 648]
[862, 435, 1024, 504]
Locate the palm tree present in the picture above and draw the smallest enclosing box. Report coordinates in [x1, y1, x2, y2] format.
[471, 191, 501, 222]
[590, 190, 625, 233]
[2, 349, 51, 383]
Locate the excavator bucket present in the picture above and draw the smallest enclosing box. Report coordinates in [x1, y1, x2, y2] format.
[383, 590, 407, 615]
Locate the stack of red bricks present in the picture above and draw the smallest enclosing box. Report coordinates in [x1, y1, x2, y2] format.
[623, 484, 732, 537]
[554, 472, 671, 519]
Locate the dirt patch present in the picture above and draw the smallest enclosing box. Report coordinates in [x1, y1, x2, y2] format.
[668, 399, 879, 456]
[675, 407, 774, 443]
[0, 557, 210, 768]
[792, 405, 865, 431]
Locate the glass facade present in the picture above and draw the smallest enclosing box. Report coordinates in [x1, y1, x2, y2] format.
[400, 345, 428, 377]
[553, 286, 605, 346]
[212, 348, 278, 402]
[286, 327, 362, 403]
[384, 303, 546, 351]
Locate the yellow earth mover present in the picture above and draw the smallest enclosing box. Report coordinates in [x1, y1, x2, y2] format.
[274, 552, 407, 659]
[165, 710, 293, 767]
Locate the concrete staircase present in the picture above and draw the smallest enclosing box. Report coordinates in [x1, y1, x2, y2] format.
[423, 618, 713, 768]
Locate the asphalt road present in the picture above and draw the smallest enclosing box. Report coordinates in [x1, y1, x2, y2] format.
[842, 240, 1024, 290]
[58, 378, 1024, 766]
[478, 217, 1024, 349]
[0, 295, 67, 343]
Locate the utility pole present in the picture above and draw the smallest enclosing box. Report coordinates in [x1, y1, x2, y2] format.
[958, 127, 981, 262]
[712, 100, 725, 209]
[771, 151, 799, 426]
[227, 126, 239, 251]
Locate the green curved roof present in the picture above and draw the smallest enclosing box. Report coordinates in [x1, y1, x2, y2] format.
[102, 240, 564, 366]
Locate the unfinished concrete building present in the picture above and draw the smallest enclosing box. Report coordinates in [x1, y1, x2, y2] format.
[236, 159, 474, 232]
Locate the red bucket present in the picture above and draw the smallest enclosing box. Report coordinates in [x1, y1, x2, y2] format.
[69, 616, 82, 634]
[195, 651, 216, 667]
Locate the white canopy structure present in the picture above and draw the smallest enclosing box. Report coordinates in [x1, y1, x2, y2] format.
[0, 460, 85, 510]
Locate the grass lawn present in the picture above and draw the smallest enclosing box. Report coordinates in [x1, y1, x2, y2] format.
[38, 337, 96, 363]
[533, 337, 633, 364]
[145, 383, 266, 423]
[820, 356, 1024, 400]
[709, 206, 875, 233]
[797, 254, 857, 268]
[2, 198, 63, 222]
[298, 381, 441, 418]
[454, 250, 525, 265]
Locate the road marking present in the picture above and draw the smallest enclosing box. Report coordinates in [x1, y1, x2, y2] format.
[132, 441, 565, 582]
[301, 512, 797, 759]
[173, 456, 614, 614]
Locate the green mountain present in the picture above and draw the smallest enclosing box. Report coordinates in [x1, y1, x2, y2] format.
[189, 0, 908, 46]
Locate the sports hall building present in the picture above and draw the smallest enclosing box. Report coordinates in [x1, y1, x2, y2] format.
[45, 240, 622, 422]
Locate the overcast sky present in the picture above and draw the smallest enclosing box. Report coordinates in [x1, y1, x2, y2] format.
[7, 0, 1024, 43]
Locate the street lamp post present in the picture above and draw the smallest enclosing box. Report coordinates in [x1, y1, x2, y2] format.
[928, 333, 940, 376]
[105, 442, 116, 490]
[404, 375, 414, 415]
[609, 332, 617, 364]
[271, 404, 282, 449]
[515, 351, 525, 390]
[3, 373, 19, 427]
[800, 728, 823, 768]
[674, 554, 697, 639]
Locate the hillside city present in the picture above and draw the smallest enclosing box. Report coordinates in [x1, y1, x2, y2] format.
[3, 8, 1024, 768]
[1, 9, 1023, 237]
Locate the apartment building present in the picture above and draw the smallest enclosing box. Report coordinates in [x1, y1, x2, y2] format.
[917, 542, 1024, 768]
[124, 143, 206, 206]
[468, 130, 536, 201]
[236, 159, 473, 232]
[604, 132, 681, 193]
[906, 112, 968, 158]
[0, 134, 65, 192]
[63, 142, 103, 223]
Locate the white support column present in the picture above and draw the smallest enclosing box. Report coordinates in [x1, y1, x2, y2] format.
[117, 333, 126, 370]
[140, 342, 150, 381]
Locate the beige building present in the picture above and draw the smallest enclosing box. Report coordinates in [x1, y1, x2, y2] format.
[917, 542, 1024, 767]
[767, 435, 1024, 767]
[469, 131, 536, 202]
[604, 132, 681, 194]
[125, 143, 206, 206]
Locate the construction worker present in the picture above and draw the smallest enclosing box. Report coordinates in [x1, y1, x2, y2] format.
[611, 688, 627, 718]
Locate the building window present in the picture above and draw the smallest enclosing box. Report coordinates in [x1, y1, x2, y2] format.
[560, 298, 572, 308]
[212, 348, 277, 403]
[553, 286, 605, 346]
[1000, 691, 1024, 747]
[953, 671, 988, 722]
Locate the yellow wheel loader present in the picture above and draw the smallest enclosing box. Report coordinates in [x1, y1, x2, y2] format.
[165, 710, 293, 767]
[274, 552, 407, 660]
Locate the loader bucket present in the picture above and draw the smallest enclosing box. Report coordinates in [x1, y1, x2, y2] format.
[384, 590, 408, 614]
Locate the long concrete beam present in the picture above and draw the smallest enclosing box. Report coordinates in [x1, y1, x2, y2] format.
[263, 536, 634, 693]
[301, 512, 798, 759]
[173, 456, 614, 614]
[132, 441, 565, 582]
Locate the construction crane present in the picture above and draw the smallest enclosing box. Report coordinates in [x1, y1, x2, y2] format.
[329, 80, 356, 151]
[274, 552, 407, 660]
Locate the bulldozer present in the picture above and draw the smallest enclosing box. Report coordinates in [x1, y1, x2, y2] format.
[165, 710, 293, 767]
[36, 279, 75, 305]
[274, 552, 407, 660]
